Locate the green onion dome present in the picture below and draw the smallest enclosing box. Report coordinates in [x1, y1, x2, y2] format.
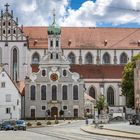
[48, 14, 61, 35]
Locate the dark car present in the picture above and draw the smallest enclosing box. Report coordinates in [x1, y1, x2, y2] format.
[15, 120, 26, 131]
[1, 120, 16, 131]
[129, 114, 140, 125]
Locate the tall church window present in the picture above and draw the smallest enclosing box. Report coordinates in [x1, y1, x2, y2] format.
[73, 85, 78, 100]
[62, 85, 67, 100]
[52, 85, 57, 100]
[107, 87, 114, 106]
[31, 85, 36, 100]
[89, 87, 96, 99]
[56, 40, 59, 47]
[68, 52, 75, 64]
[41, 85, 46, 100]
[32, 52, 40, 64]
[103, 52, 110, 64]
[85, 52, 93, 64]
[13, 48, 18, 81]
[120, 52, 128, 64]
[50, 40, 53, 47]
[0, 48, 2, 64]
[56, 53, 58, 59]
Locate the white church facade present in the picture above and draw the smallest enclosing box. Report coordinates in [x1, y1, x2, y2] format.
[1, 4, 140, 118]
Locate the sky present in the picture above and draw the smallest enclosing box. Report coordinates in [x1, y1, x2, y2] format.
[0, 0, 140, 27]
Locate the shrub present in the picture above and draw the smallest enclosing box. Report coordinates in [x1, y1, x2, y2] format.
[55, 120, 59, 124]
[27, 122, 32, 126]
[36, 122, 42, 125]
[47, 121, 51, 125]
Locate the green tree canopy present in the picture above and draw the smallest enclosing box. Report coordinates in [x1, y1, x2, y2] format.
[121, 53, 140, 107]
[96, 95, 107, 114]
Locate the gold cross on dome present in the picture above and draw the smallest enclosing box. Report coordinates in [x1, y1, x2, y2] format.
[5, 3, 10, 12]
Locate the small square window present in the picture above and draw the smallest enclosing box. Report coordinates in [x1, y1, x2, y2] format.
[24, 43, 27, 46]
[63, 106, 67, 110]
[6, 94, 11, 102]
[42, 106, 46, 110]
[1, 82, 5, 88]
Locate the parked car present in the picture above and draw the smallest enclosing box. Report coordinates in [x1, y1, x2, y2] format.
[129, 114, 140, 125]
[0, 120, 16, 131]
[15, 120, 26, 131]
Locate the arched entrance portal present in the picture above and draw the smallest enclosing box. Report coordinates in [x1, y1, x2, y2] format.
[51, 107, 58, 117]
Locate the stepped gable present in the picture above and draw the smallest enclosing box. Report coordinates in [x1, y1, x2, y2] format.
[23, 27, 140, 49]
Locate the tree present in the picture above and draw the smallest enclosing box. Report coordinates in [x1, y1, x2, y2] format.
[121, 53, 140, 107]
[96, 95, 107, 114]
[59, 110, 64, 117]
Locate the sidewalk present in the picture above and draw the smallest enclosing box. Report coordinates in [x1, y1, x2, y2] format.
[81, 123, 140, 140]
[26, 119, 79, 128]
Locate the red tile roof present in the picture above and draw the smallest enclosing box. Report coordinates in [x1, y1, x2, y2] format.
[23, 27, 140, 49]
[31, 64, 124, 79]
[70, 64, 124, 79]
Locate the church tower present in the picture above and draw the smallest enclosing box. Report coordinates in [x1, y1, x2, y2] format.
[47, 11, 62, 61]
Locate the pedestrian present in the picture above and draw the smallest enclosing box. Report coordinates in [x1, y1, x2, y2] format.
[85, 118, 88, 125]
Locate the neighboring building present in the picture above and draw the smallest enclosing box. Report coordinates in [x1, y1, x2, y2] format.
[134, 60, 140, 114]
[24, 15, 85, 119]
[0, 67, 21, 121]
[84, 93, 96, 117]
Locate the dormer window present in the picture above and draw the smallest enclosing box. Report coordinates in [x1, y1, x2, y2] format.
[50, 40, 53, 47]
[56, 40, 59, 47]
[8, 22, 11, 26]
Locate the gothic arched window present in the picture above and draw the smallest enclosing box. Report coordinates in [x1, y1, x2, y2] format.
[120, 52, 128, 64]
[68, 52, 75, 64]
[32, 52, 40, 64]
[85, 52, 93, 64]
[62, 85, 67, 100]
[73, 85, 78, 100]
[31, 85, 36, 100]
[41, 85, 46, 100]
[107, 87, 114, 106]
[103, 52, 110, 64]
[13, 48, 18, 81]
[52, 85, 57, 100]
[89, 87, 96, 99]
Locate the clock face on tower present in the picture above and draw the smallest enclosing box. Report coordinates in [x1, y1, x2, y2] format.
[50, 73, 58, 81]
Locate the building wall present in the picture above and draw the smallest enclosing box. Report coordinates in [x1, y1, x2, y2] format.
[0, 71, 21, 121]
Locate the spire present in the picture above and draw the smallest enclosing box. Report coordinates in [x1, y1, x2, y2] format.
[48, 9, 61, 35]
[5, 3, 10, 12]
[53, 9, 56, 24]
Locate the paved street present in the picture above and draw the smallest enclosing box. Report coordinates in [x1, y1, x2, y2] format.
[0, 120, 135, 140]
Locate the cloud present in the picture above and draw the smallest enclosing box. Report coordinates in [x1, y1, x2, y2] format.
[0, 0, 140, 27]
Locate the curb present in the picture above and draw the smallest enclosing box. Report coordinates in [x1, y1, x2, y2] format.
[103, 127, 140, 135]
[80, 126, 140, 140]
